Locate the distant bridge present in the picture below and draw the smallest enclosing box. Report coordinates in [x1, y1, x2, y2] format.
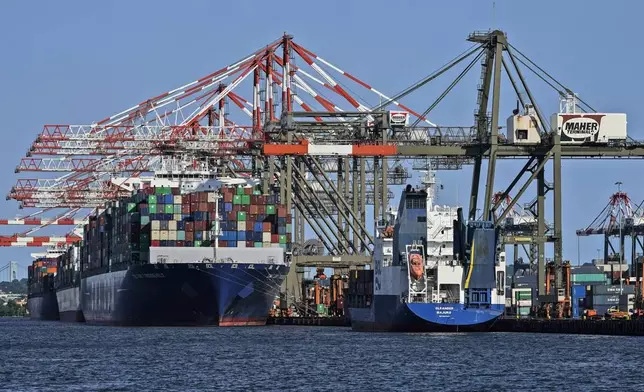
[0, 262, 23, 282]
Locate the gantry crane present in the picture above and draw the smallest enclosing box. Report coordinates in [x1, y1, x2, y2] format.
[6, 30, 644, 319]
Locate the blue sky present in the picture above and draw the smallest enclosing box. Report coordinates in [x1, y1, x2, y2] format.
[0, 0, 642, 278]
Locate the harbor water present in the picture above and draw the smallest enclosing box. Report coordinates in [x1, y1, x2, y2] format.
[2, 318, 642, 391]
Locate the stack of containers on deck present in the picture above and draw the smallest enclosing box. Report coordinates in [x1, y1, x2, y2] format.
[218, 186, 291, 250]
[79, 184, 291, 269]
[585, 284, 636, 314]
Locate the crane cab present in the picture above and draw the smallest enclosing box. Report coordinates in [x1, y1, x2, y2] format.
[506, 104, 541, 145]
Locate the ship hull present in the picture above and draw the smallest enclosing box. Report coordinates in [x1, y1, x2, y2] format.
[27, 292, 60, 321]
[81, 262, 288, 326]
[349, 294, 504, 332]
[56, 285, 85, 322]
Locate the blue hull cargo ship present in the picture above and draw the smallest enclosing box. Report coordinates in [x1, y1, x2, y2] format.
[349, 171, 505, 332]
[77, 177, 291, 326]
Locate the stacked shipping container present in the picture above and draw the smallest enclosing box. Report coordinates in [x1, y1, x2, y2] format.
[79, 185, 291, 274]
[27, 257, 58, 295]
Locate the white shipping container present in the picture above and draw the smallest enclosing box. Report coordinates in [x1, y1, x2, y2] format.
[551, 113, 627, 144]
[148, 246, 285, 264]
[174, 214, 182, 221]
[174, 195, 182, 204]
[263, 242, 271, 248]
[160, 231, 169, 240]
[237, 241, 247, 248]
[262, 232, 272, 242]
[169, 221, 177, 231]
[151, 230, 160, 240]
[207, 192, 217, 202]
[151, 220, 160, 230]
[237, 221, 246, 231]
[168, 230, 177, 241]
[202, 231, 211, 241]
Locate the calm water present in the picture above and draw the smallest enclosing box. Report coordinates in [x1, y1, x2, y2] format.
[1, 318, 643, 391]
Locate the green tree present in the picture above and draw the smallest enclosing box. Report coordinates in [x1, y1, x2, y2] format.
[0, 300, 27, 317]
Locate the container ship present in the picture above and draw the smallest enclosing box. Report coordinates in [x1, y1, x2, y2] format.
[55, 246, 84, 322]
[348, 172, 505, 332]
[27, 258, 60, 320]
[75, 177, 290, 326]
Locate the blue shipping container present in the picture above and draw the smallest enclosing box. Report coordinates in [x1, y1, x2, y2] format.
[237, 231, 246, 241]
[229, 240, 237, 247]
[254, 222, 263, 232]
[177, 221, 185, 230]
[225, 203, 233, 212]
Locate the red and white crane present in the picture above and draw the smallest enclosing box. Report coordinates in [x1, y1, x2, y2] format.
[4, 34, 437, 247]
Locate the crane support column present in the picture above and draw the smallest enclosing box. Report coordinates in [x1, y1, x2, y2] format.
[469, 32, 495, 220]
[360, 158, 367, 254]
[553, 133, 564, 290]
[482, 31, 505, 219]
[537, 157, 547, 297]
[353, 157, 359, 254]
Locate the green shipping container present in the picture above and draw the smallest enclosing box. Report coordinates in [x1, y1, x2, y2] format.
[155, 186, 171, 195]
[254, 242, 263, 248]
[572, 274, 607, 283]
[518, 307, 530, 316]
[141, 216, 150, 225]
[279, 235, 287, 244]
[241, 195, 251, 205]
[515, 291, 531, 300]
[164, 205, 174, 214]
[194, 240, 202, 247]
[233, 195, 242, 205]
[173, 205, 182, 214]
[177, 231, 185, 241]
[149, 204, 158, 214]
[317, 304, 327, 315]
[253, 190, 261, 195]
[286, 224, 292, 233]
[127, 203, 136, 212]
[236, 187, 245, 195]
[266, 205, 276, 215]
[237, 211, 247, 221]
[148, 195, 157, 204]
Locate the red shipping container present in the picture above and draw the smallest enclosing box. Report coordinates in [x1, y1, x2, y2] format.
[218, 240, 227, 247]
[241, 205, 250, 213]
[250, 205, 259, 214]
[251, 195, 258, 204]
[197, 202, 206, 211]
[263, 222, 272, 231]
[190, 202, 199, 212]
[195, 221, 206, 231]
[244, 187, 252, 195]
[181, 205, 191, 214]
[286, 233, 292, 242]
[232, 205, 241, 213]
[208, 203, 215, 213]
[271, 234, 279, 243]
[200, 193, 208, 203]
[176, 241, 185, 247]
[277, 207, 286, 217]
[151, 240, 160, 247]
[186, 222, 194, 232]
[186, 231, 194, 241]
[246, 241, 254, 247]
[258, 205, 266, 215]
[182, 197, 191, 206]
[224, 193, 233, 203]
[227, 212, 236, 221]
